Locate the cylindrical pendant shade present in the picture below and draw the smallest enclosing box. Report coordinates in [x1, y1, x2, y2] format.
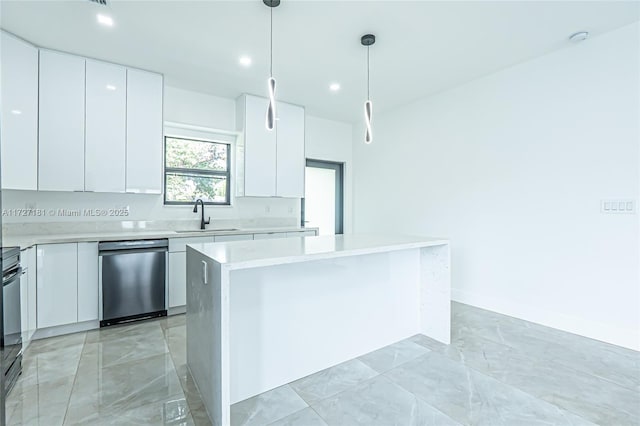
[364, 100, 373, 144]
[266, 77, 277, 131]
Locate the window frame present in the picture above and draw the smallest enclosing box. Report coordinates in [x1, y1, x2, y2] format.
[163, 135, 231, 206]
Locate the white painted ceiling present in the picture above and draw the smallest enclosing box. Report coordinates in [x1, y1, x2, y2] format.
[1, 1, 638, 123]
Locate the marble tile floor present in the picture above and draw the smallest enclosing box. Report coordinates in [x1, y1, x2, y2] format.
[7, 314, 207, 426]
[8, 303, 640, 425]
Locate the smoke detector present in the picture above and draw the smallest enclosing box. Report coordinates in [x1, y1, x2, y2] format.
[569, 32, 589, 42]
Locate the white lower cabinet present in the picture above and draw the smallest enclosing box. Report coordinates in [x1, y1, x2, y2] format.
[168, 233, 255, 309]
[36, 242, 99, 329]
[77, 242, 99, 322]
[286, 231, 317, 238]
[20, 263, 29, 347]
[37, 243, 78, 328]
[214, 234, 254, 243]
[168, 252, 187, 308]
[253, 232, 288, 240]
[26, 247, 37, 341]
[168, 236, 214, 309]
[20, 246, 37, 348]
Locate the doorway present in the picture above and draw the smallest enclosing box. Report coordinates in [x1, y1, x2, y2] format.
[302, 159, 344, 235]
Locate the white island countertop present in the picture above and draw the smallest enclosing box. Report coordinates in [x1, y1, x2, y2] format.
[186, 233, 451, 425]
[187, 233, 449, 270]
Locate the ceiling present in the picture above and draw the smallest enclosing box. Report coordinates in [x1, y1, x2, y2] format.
[1, 1, 638, 123]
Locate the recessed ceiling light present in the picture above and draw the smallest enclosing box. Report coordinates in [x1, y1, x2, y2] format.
[239, 56, 252, 67]
[329, 83, 341, 92]
[569, 31, 589, 42]
[10, 110, 22, 115]
[105, 84, 117, 91]
[97, 14, 114, 27]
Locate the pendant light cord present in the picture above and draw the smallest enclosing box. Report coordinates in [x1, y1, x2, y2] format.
[367, 46, 370, 100]
[270, 6, 273, 77]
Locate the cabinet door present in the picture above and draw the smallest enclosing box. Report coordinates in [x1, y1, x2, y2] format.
[243, 95, 277, 196]
[85, 60, 126, 193]
[0, 31, 38, 190]
[37, 243, 78, 328]
[38, 50, 86, 191]
[26, 247, 37, 340]
[214, 234, 253, 242]
[77, 242, 99, 322]
[276, 102, 305, 197]
[168, 252, 186, 308]
[253, 232, 288, 240]
[126, 69, 163, 194]
[20, 267, 29, 347]
[168, 236, 214, 253]
[286, 231, 316, 238]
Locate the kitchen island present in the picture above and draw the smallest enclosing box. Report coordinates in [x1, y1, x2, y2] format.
[186, 233, 450, 425]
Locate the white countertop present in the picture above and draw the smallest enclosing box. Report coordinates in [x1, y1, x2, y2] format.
[6, 226, 317, 250]
[187, 233, 449, 270]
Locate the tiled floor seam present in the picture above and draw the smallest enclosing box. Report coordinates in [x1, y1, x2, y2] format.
[306, 405, 329, 425]
[456, 330, 640, 395]
[450, 314, 638, 392]
[450, 326, 639, 396]
[388, 351, 599, 426]
[61, 334, 87, 426]
[291, 368, 382, 408]
[304, 372, 459, 426]
[527, 356, 640, 394]
[165, 332, 208, 424]
[367, 368, 460, 425]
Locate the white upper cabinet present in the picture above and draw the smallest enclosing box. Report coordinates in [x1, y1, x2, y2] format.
[237, 94, 277, 197]
[276, 101, 305, 197]
[236, 94, 304, 198]
[1, 31, 38, 190]
[126, 69, 163, 194]
[38, 50, 86, 192]
[85, 60, 126, 193]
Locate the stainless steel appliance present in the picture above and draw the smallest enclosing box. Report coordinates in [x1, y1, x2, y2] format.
[1, 247, 22, 397]
[99, 240, 168, 327]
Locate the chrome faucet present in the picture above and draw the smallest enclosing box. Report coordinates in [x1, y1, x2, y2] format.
[193, 199, 210, 230]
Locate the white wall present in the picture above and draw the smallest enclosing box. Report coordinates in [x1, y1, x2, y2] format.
[352, 23, 640, 350]
[164, 86, 235, 129]
[4, 86, 354, 228]
[305, 116, 354, 232]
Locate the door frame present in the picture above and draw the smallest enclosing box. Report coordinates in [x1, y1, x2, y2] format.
[302, 159, 344, 235]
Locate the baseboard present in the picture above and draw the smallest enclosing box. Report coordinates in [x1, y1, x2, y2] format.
[168, 305, 186, 315]
[451, 288, 640, 351]
[32, 320, 100, 340]
[30, 309, 184, 341]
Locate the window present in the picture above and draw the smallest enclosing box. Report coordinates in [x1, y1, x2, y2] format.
[164, 136, 230, 205]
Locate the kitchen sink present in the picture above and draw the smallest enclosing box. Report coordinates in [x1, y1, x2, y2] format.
[175, 228, 239, 233]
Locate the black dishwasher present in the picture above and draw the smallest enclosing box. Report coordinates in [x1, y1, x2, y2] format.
[99, 239, 168, 327]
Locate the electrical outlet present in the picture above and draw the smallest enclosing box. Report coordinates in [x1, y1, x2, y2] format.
[288, 206, 294, 214]
[265, 205, 271, 213]
[601, 199, 636, 214]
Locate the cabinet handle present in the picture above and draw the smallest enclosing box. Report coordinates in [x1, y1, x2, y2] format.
[202, 260, 208, 285]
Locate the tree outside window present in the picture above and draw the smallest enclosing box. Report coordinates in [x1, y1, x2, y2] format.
[164, 136, 230, 205]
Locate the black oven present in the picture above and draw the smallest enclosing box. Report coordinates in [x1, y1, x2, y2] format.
[1, 247, 22, 396]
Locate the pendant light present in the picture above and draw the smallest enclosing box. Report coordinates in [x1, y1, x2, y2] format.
[361, 34, 376, 144]
[264, 0, 280, 131]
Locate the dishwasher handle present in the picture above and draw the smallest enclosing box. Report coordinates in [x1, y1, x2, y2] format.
[98, 239, 168, 252]
[99, 247, 168, 257]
